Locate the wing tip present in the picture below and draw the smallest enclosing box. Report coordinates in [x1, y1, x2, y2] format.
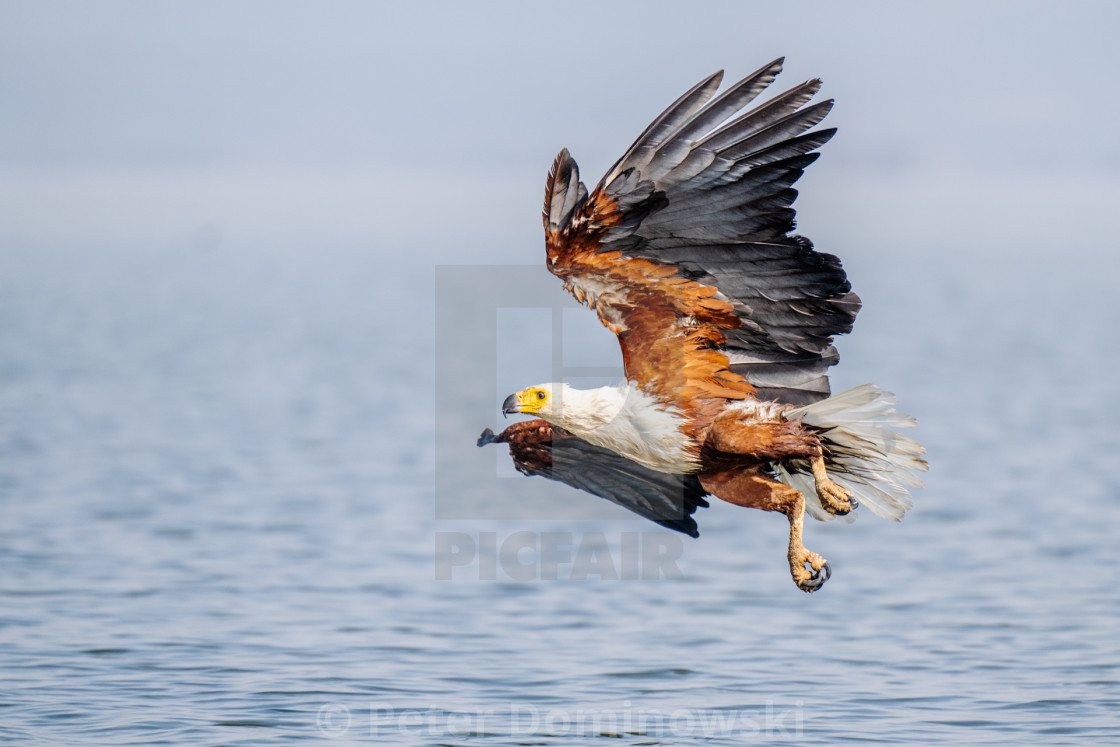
[657, 517, 701, 538]
[543, 148, 583, 231]
[750, 56, 784, 80]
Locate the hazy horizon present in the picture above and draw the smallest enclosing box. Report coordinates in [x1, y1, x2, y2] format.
[3, 1, 1118, 268]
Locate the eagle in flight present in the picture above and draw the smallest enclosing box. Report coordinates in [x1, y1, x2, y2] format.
[478, 59, 927, 592]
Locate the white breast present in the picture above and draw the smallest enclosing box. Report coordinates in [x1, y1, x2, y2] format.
[560, 384, 699, 474]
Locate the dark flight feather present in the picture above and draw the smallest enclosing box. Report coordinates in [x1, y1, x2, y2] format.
[545, 60, 859, 406]
[479, 422, 710, 537]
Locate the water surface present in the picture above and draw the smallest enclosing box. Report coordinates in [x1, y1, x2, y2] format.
[1, 246, 1118, 745]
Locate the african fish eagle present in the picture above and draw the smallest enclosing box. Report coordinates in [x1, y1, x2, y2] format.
[478, 58, 927, 592]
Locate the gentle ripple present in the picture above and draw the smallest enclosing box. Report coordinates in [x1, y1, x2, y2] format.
[1, 246, 1118, 745]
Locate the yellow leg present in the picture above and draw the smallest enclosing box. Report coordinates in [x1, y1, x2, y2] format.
[701, 467, 831, 592]
[811, 453, 856, 516]
[781, 482, 830, 592]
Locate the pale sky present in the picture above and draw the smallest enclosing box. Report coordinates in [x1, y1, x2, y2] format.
[2, 0, 1118, 266]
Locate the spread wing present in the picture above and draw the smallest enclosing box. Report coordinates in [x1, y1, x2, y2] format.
[478, 421, 710, 537]
[544, 58, 860, 411]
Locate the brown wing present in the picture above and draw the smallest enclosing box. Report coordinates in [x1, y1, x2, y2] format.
[544, 58, 860, 413]
[478, 421, 710, 537]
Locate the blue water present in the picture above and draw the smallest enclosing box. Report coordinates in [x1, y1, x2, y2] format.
[2, 245, 1119, 745]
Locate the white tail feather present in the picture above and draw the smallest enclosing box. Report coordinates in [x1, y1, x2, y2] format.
[779, 384, 928, 522]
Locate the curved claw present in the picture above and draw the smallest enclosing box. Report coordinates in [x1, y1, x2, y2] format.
[797, 561, 831, 593]
[820, 485, 856, 516]
[812, 456, 858, 516]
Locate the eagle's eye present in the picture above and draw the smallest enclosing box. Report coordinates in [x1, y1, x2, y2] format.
[537, 391, 547, 400]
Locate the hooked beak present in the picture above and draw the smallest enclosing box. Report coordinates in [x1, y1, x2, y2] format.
[501, 392, 521, 418]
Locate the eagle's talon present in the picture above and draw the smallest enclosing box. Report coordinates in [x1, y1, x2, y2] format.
[817, 477, 857, 516]
[810, 454, 858, 516]
[797, 561, 830, 592]
[790, 548, 830, 592]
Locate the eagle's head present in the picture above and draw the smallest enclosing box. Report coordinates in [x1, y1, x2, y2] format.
[502, 383, 562, 422]
[501, 383, 624, 435]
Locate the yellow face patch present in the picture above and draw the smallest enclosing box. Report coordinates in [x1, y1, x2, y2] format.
[516, 387, 550, 413]
[501, 386, 553, 416]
